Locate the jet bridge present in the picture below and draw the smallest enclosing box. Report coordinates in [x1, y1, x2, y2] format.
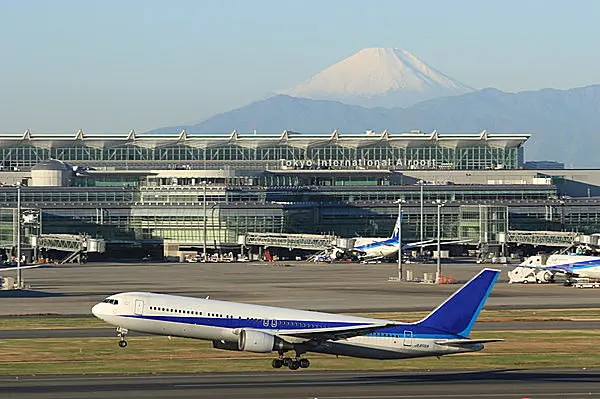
[239, 232, 353, 251]
[499, 230, 579, 247]
[30, 234, 105, 264]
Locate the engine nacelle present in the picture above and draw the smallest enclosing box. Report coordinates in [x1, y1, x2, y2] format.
[212, 340, 240, 351]
[238, 329, 293, 353]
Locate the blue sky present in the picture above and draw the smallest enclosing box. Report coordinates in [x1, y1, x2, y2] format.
[1, 0, 599, 132]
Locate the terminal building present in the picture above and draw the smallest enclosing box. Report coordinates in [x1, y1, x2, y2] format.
[1, 129, 600, 260]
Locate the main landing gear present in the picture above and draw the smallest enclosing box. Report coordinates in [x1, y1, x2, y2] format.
[271, 354, 310, 370]
[117, 327, 128, 348]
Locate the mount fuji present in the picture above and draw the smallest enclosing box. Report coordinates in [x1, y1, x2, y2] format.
[149, 48, 600, 167]
[280, 47, 474, 108]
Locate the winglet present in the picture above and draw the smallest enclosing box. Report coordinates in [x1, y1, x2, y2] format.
[415, 268, 500, 337]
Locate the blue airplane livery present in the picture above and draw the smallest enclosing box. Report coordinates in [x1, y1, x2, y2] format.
[92, 268, 502, 370]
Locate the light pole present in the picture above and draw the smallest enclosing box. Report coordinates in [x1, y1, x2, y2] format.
[395, 199, 405, 281]
[419, 180, 424, 254]
[211, 203, 218, 254]
[434, 199, 446, 283]
[16, 184, 22, 289]
[202, 181, 207, 261]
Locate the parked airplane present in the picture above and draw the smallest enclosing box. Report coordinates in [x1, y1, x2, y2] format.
[345, 215, 468, 261]
[92, 268, 501, 370]
[520, 253, 600, 280]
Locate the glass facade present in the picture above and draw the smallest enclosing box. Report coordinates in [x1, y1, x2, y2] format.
[0, 208, 16, 248]
[11, 131, 600, 256]
[0, 131, 529, 171]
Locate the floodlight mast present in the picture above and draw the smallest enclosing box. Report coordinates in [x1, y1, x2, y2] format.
[395, 199, 405, 280]
[434, 199, 446, 283]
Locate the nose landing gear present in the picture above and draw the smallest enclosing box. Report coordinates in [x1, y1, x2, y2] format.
[117, 327, 128, 348]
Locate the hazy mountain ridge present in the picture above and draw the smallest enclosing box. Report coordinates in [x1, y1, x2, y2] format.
[150, 85, 600, 167]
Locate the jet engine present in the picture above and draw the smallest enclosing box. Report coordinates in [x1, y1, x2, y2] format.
[238, 329, 293, 353]
[212, 340, 240, 351]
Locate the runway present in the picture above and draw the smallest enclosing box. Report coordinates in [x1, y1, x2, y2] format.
[2, 320, 599, 339]
[1, 369, 599, 398]
[2, 261, 600, 317]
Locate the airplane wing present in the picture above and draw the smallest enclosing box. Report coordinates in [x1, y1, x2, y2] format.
[0, 264, 52, 272]
[278, 322, 400, 342]
[542, 264, 572, 274]
[517, 264, 570, 274]
[402, 240, 434, 249]
[408, 239, 472, 249]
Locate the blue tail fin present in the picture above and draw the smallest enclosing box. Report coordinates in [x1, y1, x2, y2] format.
[416, 268, 500, 337]
[390, 212, 403, 240]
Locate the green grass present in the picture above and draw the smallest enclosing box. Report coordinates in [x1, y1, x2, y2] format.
[0, 330, 599, 375]
[0, 317, 106, 330]
[2, 308, 600, 330]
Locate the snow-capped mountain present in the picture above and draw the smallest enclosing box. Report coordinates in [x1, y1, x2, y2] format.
[280, 47, 474, 108]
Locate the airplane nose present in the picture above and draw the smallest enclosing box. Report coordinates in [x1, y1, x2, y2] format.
[91, 303, 103, 318]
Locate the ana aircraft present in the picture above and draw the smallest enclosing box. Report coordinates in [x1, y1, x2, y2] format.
[92, 268, 501, 370]
[521, 253, 600, 280]
[342, 215, 468, 261]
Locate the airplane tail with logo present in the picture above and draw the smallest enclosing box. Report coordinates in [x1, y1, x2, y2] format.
[390, 212, 402, 241]
[414, 268, 500, 337]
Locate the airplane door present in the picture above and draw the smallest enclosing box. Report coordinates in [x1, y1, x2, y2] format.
[134, 300, 144, 316]
[403, 330, 413, 346]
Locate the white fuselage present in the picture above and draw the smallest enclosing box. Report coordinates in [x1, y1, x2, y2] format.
[92, 292, 479, 360]
[522, 254, 600, 279]
[545, 255, 600, 278]
[353, 237, 399, 260]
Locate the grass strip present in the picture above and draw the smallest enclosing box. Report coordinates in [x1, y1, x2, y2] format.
[0, 330, 598, 375]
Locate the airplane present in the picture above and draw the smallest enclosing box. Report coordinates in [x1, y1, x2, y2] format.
[519, 252, 600, 281]
[92, 268, 501, 370]
[335, 214, 469, 261]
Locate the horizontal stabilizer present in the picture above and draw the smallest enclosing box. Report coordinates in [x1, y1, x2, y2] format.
[435, 338, 504, 347]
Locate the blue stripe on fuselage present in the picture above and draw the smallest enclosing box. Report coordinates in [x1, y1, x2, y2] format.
[547, 259, 600, 273]
[355, 238, 398, 252]
[122, 315, 459, 339]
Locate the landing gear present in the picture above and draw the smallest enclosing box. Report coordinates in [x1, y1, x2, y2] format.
[288, 359, 300, 370]
[117, 327, 128, 348]
[271, 355, 310, 370]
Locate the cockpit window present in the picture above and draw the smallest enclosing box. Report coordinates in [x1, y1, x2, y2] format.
[102, 299, 119, 305]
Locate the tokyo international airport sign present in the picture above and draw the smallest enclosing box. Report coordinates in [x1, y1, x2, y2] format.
[279, 158, 439, 170]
